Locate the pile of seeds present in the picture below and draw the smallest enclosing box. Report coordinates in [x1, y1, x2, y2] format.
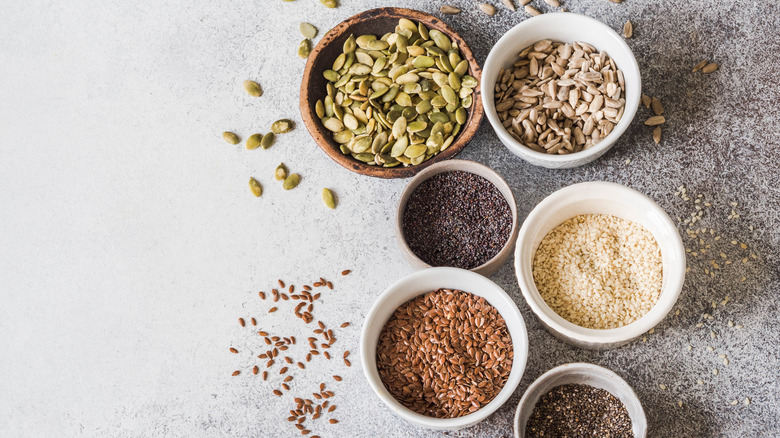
[316, 18, 477, 167]
[494, 40, 625, 154]
[640, 93, 665, 144]
[230, 270, 353, 436]
[533, 214, 663, 329]
[402, 170, 512, 269]
[376, 288, 513, 418]
[525, 384, 633, 437]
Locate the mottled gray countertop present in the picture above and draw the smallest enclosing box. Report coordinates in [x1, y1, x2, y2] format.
[1, 1, 778, 437]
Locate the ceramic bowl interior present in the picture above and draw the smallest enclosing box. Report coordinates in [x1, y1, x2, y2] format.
[394, 159, 519, 277]
[514, 181, 686, 349]
[481, 13, 641, 169]
[514, 363, 647, 438]
[300, 7, 484, 178]
[360, 267, 528, 430]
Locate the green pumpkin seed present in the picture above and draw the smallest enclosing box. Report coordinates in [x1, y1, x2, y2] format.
[404, 144, 427, 158]
[429, 30, 452, 51]
[350, 135, 371, 153]
[261, 132, 275, 149]
[441, 85, 458, 105]
[223, 131, 240, 145]
[249, 178, 262, 197]
[320, 0, 337, 8]
[392, 116, 407, 139]
[448, 72, 461, 91]
[407, 121, 428, 133]
[243, 80, 263, 97]
[283, 173, 300, 190]
[456, 107, 467, 125]
[299, 22, 318, 39]
[461, 75, 478, 88]
[323, 117, 344, 132]
[462, 95, 473, 109]
[315, 100, 325, 118]
[246, 133, 263, 150]
[321, 188, 336, 209]
[343, 35, 356, 53]
[323, 70, 340, 82]
[271, 119, 294, 134]
[298, 39, 311, 58]
[454, 59, 469, 76]
[275, 163, 288, 181]
[353, 152, 374, 162]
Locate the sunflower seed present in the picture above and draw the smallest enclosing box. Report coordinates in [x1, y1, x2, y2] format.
[701, 62, 719, 73]
[502, 0, 516, 10]
[479, 3, 496, 15]
[651, 97, 664, 116]
[652, 126, 661, 144]
[249, 178, 263, 197]
[641, 94, 651, 108]
[246, 133, 263, 150]
[299, 22, 318, 39]
[623, 20, 633, 38]
[440, 5, 461, 14]
[223, 132, 240, 145]
[692, 60, 708, 72]
[544, 0, 560, 6]
[524, 5, 541, 15]
[645, 115, 666, 126]
[283, 173, 301, 190]
[322, 188, 336, 209]
[243, 80, 263, 97]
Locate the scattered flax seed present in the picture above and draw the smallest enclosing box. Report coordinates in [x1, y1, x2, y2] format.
[298, 362, 305, 369]
[278, 279, 285, 288]
[263, 371, 268, 380]
[328, 405, 337, 412]
[340, 322, 350, 328]
[344, 358, 351, 367]
[259, 291, 266, 299]
[692, 60, 708, 72]
[253, 366, 259, 375]
[232, 370, 240, 376]
[324, 351, 331, 359]
[329, 419, 339, 424]
[340, 270, 351, 276]
[333, 375, 342, 381]
[343, 351, 350, 359]
[239, 318, 246, 327]
[273, 389, 283, 396]
[251, 318, 257, 326]
[326, 281, 333, 289]
[285, 376, 293, 382]
[269, 307, 278, 313]
[229, 347, 238, 354]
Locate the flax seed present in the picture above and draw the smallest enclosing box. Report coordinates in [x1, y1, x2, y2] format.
[232, 370, 240, 376]
[238, 318, 245, 327]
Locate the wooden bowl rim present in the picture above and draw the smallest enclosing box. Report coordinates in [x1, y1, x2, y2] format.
[299, 7, 484, 179]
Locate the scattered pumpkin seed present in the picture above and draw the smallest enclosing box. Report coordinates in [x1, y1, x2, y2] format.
[275, 163, 288, 181]
[298, 39, 312, 59]
[440, 5, 461, 14]
[243, 80, 263, 97]
[283, 173, 301, 190]
[320, 0, 337, 7]
[316, 18, 476, 168]
[261, 132, 276, 149]
[246, 133, 263, 150]
[300, 22, 318, 39]
[322, 188, 336, 209]
[271, 119, 294, 134]
[223, 131, 240, 145]
[248, 178, 262, 197]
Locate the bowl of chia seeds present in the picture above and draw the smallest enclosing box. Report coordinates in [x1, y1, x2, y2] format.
[395, 159, 519, 276]
[514, 363, 647, 438]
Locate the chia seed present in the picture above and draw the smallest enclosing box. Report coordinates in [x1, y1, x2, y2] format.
[525, 383, 634, 437]
[401, 170, 512, 270]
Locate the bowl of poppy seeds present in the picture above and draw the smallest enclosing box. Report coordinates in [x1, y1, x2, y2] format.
[514, 363, 647, 438]
[396, 159, 519, 276]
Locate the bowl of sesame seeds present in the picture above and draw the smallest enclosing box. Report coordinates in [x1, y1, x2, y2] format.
[514, 181, 686, 349]
[360, 267, 528, 430]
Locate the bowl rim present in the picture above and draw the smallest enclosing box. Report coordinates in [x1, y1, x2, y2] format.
[513, 362, 647, 438]
[481, 12, 642, 165]
[299, 7, 485, 179]
[513, 181, 686, 345]
[360, 267, 529, 429]
[394, 159, 520, 275]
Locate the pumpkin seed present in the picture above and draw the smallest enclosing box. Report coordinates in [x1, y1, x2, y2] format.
[243, 80, 263, 97]
[274, 163, 288, 181]
[300, 22, 318, 39]
[283, 173, 300, 190]
[223, 131, 240, 145]
[248, 178, 262, 197]
[320, 0, 337, 7]
[298, 39, 311, 58]
[261, 132, 275, 149]
[246, 133, 263, 150]
[316, 18, 475, 167]
[322, 188, 336, 209]
[271, 119, 294, 134]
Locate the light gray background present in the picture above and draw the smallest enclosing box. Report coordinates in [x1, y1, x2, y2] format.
[1, 1, 778, 437]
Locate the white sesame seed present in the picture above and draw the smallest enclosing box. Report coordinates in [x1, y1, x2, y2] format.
[713, 368, 719, 375]
[744, 397, 751, 405]
[730, 399, 739, 405]
[724, 358, 729, 366]
[735, 324, 744, 329]
[697, 379, 704, 385]
[659, 384, 667, 390]
[707, 346, 714, 352]
[677, 400, 683, 407]
[710, 331, 717, 339]
[728, 321, 734, 327]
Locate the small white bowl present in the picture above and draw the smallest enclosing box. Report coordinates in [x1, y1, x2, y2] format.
[514, 363, 647, 438]
[514, 181, 685, 349]
[395, 159, 519, 277]
[481, 13, 642, 169]
[360, 267, 529, 430]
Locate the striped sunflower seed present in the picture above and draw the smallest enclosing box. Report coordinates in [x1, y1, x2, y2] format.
[692, 60, 708, 72]
[502, 0, 516, 11]
[623, 20, 633, 38]
[645, 115, 666, 126]
[479, 3, 496, 15]
[701, 62, 719, 73]
[440, 5, 461, 14]
[524, 5, 541, 15]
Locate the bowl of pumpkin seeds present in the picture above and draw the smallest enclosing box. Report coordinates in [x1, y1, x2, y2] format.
[300, 8, 484, 178]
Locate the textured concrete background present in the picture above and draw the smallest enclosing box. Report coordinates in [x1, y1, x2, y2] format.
[1, 0, 778, 437]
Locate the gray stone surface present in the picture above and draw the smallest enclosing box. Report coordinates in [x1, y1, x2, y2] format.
[1, 1, 778, 437]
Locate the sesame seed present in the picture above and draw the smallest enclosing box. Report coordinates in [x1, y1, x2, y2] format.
[659, 384, 667, 390]
[744, 397, 751, 405]
[697, 379, 704, 385]
[712, 368, 719, 375]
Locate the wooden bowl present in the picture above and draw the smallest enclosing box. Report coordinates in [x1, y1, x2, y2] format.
[299, 7, 484, 179]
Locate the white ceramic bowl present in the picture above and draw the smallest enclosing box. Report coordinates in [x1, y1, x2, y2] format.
[395, 159, 519, 277]
[481, 13, 641, 168]
[360, 267, 529, 430]
[514, 181, 685, 349]
[514, 363, 647, 438]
